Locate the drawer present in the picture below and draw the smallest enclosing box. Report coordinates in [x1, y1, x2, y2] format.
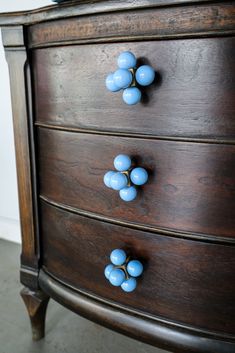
[37, 128, 235, 240]
[40, 200, 235, 334]
[33, 37, 235, 139]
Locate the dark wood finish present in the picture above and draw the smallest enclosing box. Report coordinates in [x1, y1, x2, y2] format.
[28, 3, 235, 48]
[39, 270, 235, 353]
[0, 1, 230, 27]
[33, 38, 235, 140]
[20, 287, 50, 340]
[20, 267, 41, 291]
[37, 128, 235, 240]
[2, 27, 39, 287]
[40, 200, 235, 335]
[1, 1, 235, 351]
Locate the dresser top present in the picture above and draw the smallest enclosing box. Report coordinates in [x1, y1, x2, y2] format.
[0, 0, 223, 26]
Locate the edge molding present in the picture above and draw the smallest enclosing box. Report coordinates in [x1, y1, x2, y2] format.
[39, 269, 235, 353]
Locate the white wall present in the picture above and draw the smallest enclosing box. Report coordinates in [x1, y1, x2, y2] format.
[0, 0, 52, 243]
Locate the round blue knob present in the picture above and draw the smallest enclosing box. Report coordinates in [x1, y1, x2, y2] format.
[119, 186, 137, 202]
[114, 154, 131, 172]
[121, 277, 137, 292]
[109, 268, 126, 286]
[130, 167, 148, 186]
[105, 73, 121, 92]
[123, 87, 141, 105]
[103, 171, 116, 188]
[110, 249, 127, 266]
[117, 51, 136, 69]
[135, 65, 155, 86]
[104, 264, 114, 279]
[110, 172, 128, 191]
[127, 260, 143, 277]
[113, 69, 133, 89]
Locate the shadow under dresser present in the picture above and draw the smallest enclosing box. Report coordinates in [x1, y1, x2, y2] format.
[1, 1, 235, 352]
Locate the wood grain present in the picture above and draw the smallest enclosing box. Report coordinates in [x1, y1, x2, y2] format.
[40, 200, 235, 335]
[0, 1, 228, 27]
[39, 270, 235, 353]
[21, 287, 50, 340]
[3, 26, 39, 275]
[33, 38, 235, 139]
[28, 3, 235, 48]
[2, 1, 235, 350]
[37, 128, 235, 239]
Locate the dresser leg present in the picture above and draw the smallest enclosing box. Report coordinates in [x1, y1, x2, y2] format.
[20, 287, 50, 341]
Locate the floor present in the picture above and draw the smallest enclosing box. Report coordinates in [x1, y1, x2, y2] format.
[0, 239, 170, 353]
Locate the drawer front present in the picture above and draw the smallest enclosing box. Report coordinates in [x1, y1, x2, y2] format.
[40, 201, 235, 334]
[33, 37, 235, 139]
[37, 128, 235, 239]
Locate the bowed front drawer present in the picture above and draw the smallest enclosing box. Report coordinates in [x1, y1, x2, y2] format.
[37, 128, 235, 240]
[40, 200, 235, 335]
[33, 38, 235, 139]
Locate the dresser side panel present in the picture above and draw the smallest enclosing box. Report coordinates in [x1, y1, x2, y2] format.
[2, 26, 39, 287]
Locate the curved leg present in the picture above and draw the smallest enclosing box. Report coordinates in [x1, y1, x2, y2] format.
[20, 287, 50, 341]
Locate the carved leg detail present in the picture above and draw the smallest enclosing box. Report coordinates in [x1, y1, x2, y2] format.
[20, 287, 50, 341]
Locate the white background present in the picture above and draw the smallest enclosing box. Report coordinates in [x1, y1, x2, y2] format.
[0, 0, 52, 243]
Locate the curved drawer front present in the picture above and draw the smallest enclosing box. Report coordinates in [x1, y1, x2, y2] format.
[40, 201, 235, 335]
[37, 128, 235, 239]
[33, 37, 235, 139]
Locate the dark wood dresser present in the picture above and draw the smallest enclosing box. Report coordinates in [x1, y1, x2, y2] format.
[1, 1, 235, 352]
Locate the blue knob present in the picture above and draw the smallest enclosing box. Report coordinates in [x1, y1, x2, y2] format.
[119, 186, 137, 202]
[105, 73, 121, 92]
[135, 65, 155, 86]
[104, 264, 114, 279]
[121, 277, 137, 292]
[110, 172, 128, 190]
[103, 155, 149, 201]
[105, 249, 144, 292]
[106, 52, 155, 105]
[103, 170, 116, 188]
[109, 268, 126, 286]
[114, 154, 131, 172]
[110, 249, 127, 266]
[127, 260, 143, 277]
[113, 69, 133, 89]
[130, 167, 148, 186]
[123, 87, 141, 105]
[117, 51, 136, 69]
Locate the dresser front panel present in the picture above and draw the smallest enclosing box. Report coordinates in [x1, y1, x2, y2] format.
[40, 200, 235, 335]
[37, 128, 235, 239]
[33, 37, 235, 139]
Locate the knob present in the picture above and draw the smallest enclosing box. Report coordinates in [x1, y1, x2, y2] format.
[110, 249, 127, 265]
[104, 249, 144, 292]
[109, 172, 128, 191]
[109, 268, 126, 286]
[113, 69, 133, 89]
[103, 154, 148, 202]
[105, 73, 120, 92]
[130, 167, 149, 186]
[117, 51, 137, 69]
[135, 65, 155, 86]
[114, 154, 131, 172]
[123, 87, 142, 105]
[119, 186, 137, 202]
[105, 51, 155, 105]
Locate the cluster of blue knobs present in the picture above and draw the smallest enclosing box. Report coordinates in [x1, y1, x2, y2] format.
[103, 154, 148, 202]
[105, 51, 155, 105]
[104, 249, 144, 292]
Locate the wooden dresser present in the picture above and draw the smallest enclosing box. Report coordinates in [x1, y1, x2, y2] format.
[1, 1, 235, 352]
